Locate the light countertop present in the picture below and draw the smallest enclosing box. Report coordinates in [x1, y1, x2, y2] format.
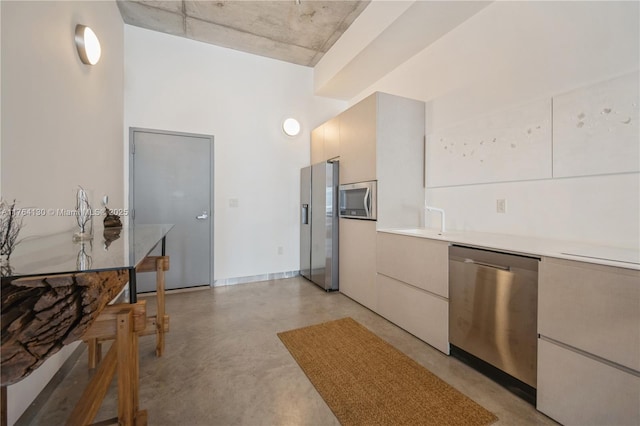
[378, 227, 640, 271]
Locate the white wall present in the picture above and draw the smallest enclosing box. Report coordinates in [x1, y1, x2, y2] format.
[1, 1, 124, 424]
[124, 26, 346, 281]
[1, 0, 124, 237]
[351, 1, 640, 248]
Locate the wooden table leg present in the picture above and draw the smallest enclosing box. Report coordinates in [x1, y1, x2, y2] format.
[116, 309, 147, 426]
[155, 258, 166, 357]
[116, 310, 135, 425]
[134, 255, 169, 358]
[115, 312, 136, 426]
[69, 304, 147, 426]
[136, 256, 169, 357]
[87, 339, 102, 369]
[66, 342, 118, 426]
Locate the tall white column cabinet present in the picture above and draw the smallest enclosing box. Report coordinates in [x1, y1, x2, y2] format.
[311, 92, 426, 316]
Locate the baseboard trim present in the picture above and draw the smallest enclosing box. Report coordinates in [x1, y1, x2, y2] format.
[137, 271, 302, 296]
[138, 285, 211, 297]
[213, 270, 299, 287]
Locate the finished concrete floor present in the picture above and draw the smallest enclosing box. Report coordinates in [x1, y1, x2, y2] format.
[21, 277, 557, 425]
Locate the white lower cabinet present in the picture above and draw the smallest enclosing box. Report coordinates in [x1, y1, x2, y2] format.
[539, 257, 640, 371]
[537, 338, 640, 426]
[376, 232, 449, 297]
[375, 232, 449, 353]
[376, 274, 449, 353]
[537, 257, 640, 425]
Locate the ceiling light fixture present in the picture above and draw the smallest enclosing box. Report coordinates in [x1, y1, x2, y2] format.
[282, 118, 301, 137]
[75, 25, 101, 65]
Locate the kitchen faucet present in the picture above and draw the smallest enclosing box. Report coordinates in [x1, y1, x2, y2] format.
[425, 204, 446, 234]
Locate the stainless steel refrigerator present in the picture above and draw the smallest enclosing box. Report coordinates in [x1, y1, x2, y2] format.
[300, 161, 339, 291]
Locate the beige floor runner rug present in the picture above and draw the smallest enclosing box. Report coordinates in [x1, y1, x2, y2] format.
[278, 317, 498, 426]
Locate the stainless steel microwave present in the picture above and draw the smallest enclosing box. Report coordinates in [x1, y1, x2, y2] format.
[339, 180, 377, 220]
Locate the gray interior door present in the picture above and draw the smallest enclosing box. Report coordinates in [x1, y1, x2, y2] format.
[131, 128, 214, 292]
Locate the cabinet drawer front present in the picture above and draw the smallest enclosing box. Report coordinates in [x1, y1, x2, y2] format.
[377, 274, 449, 354]
[538, 339, 640, 426]
[377, 232, 449, 297]
[539, 257, 640, 371]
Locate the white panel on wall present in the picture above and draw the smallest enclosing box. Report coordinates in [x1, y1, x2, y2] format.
[552, 71, 640, 178]
[426, 99, 552, 187]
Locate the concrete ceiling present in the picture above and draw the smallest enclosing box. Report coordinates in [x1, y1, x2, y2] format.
[116, 0, 370, 67]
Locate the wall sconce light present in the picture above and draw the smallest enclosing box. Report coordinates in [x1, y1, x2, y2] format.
[282, 118, 301, 137]
[75, 25, 101, 65]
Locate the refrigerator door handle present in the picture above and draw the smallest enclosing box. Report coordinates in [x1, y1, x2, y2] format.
[364, 187, 371, 218]
[301, 204, 309, 224]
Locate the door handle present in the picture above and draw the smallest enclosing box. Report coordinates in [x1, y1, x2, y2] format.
[364, 188, 370, 218]
[196, 211, 209, 220]
[464, 258, 510, 271]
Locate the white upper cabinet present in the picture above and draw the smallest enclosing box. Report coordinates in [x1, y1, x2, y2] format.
[310, 125, 325, 165]
[338, 94, 378, 184]
[311, 116, 341, 165]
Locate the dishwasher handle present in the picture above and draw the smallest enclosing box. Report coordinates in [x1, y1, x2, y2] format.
[463, 258, 510, 271]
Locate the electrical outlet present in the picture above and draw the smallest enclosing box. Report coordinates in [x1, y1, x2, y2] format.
[496, 199, 507, 214]
[277, 246, 284, 255]
[229, 198, 239, 208]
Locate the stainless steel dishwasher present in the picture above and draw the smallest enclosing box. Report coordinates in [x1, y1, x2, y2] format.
[449, 245, 539, 404]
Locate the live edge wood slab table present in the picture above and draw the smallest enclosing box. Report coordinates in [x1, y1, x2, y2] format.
[1, 224, 173, 426]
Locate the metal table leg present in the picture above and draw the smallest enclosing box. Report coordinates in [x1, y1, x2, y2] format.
[129, 267, 137, 304]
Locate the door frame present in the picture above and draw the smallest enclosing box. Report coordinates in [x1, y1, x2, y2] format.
[129, 127, 215, 287]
